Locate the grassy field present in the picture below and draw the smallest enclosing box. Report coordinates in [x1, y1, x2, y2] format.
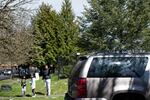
[0, 74, 67, 100]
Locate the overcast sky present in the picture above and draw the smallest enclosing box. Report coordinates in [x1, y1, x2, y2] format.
[30, 0, 88, 16]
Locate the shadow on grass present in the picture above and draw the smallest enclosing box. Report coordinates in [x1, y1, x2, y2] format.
[35, 92, 45, 95]
[15, 94, 32, 97]
[26, 94, 32, 97]
[15, 95, 22, 97]
[15, 92, 44, 97]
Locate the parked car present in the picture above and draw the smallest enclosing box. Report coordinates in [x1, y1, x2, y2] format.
[4, 69, 12, 75]
[0, 70, 3, 75]
[65, 52, 150, 100]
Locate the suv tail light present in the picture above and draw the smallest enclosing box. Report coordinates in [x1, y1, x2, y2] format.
[77, 78, 87, 98]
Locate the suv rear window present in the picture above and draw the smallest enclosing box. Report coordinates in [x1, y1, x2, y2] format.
[88, 57, 148, 77]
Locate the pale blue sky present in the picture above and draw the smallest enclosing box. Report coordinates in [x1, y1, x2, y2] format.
[31, 0, 88, 16]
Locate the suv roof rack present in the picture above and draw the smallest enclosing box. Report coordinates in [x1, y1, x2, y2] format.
[79, 50, 150, 58]
[90, 50, 150, 56]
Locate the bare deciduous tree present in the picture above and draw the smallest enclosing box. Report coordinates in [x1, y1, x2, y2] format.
[0, 0, 34, 66]
[0, 0, 34, 30]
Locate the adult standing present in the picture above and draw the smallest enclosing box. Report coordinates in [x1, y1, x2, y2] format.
[42, 64, 51, 96]
[29, 65, 36, 97]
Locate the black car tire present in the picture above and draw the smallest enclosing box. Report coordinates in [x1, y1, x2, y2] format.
[64, 93, 75, 100]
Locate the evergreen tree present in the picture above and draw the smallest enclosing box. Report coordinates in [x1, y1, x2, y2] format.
[60, 0, 79, 63]
[33, 3, 63, 65]
[32, 1, 79, 67]
[79, 0, 150, 52]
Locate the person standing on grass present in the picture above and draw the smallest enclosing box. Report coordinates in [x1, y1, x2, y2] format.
[42, 64, 51, 96]
[19, 67, 27, 97]
[29, 65, 36, 97]
[21, 75, 26, 97]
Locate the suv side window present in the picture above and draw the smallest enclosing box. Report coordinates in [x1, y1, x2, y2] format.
[87, 57, 148, 77]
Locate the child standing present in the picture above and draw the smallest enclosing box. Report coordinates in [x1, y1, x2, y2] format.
[19, 67, 27, 97]
[29, 65, 36, 97]
[21, 76, 26, 96]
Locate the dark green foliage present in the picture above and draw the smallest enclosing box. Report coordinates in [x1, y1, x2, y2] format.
[58, 0, 80, 77]
[60, 0, 79, 62]
[79, 0, 150, 52]
[33, 3, 61, 65]
[32, 1, 79, 67]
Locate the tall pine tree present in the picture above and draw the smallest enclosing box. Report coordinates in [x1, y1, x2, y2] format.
[60, 0, 79, 64]
[32, 1, 79, 66]
[79, 0, 150, 52]
[32, 3, 63, 65]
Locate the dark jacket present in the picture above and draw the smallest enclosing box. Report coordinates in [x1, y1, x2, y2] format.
[19, 68, 27, 79]
[42, 68, 51, 79]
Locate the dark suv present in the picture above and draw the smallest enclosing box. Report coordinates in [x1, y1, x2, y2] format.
[65, 53, 150, 100]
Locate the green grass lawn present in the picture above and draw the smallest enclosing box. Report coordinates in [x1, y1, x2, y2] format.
[0, 74, 67, 100]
